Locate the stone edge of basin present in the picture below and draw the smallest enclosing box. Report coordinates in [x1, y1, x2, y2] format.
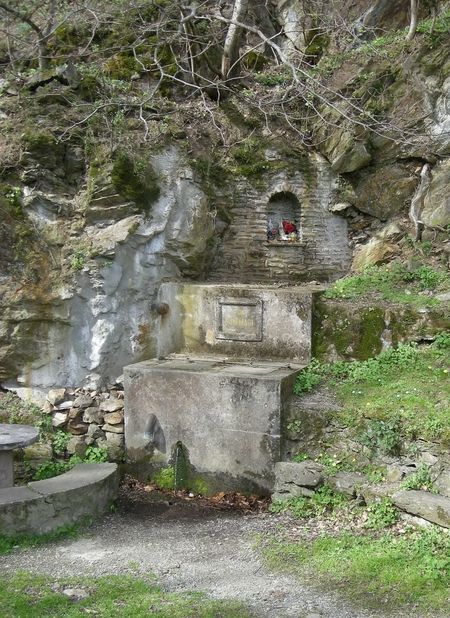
[0, 463, 119, 536]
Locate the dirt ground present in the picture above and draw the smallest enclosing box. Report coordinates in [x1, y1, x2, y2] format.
[0, 485, 401, 618]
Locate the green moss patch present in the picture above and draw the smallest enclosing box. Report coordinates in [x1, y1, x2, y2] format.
[111, 150, 160, 211]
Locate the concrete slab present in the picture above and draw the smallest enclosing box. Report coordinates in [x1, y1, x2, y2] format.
[124, 356, 301, 493]
[0, 463, 119, 536]
[0, 485, 39, 505]
[156, 282, 312, 362]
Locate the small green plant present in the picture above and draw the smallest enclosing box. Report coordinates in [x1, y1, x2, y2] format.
[152, 465, 175, 490]
[84, 445, 108, 463]
[70, 249, 85, 271]
[434, 331, 450, 350]
[401, 464, 434, 492]
[0, 392, 42, 425]
[359, 417, 402, 455]
[293, 359, 323, 394]
[287, 419, 302, 434]
[33, 460, 72, 481]
[291, 452, 310, 463]
[364, 498, 399, 530]
[52, 430, 70, 455]
[270, 486, 346, 519]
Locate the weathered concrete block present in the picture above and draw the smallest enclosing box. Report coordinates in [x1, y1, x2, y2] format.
[125, 356, 300, 493]
[392, 490, 450, 528]
[157, 283, 313, 363]
[0, 463, 118, 535]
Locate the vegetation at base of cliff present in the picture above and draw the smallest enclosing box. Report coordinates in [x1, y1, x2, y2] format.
[324, 263, 450, 307]
[270, 485, 347, 519]
[262, 527, 450, 613]
[0, 391, 43, 426]
[0, 572, 249, 618]
[293, 336, 450, 447]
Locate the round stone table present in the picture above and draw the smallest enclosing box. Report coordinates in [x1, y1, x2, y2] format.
[0, 424, 39, 489]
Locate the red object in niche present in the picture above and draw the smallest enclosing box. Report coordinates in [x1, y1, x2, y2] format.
[282, 220, 297, 234]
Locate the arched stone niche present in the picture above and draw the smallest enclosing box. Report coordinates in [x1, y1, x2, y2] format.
[267, 191, 301, 241]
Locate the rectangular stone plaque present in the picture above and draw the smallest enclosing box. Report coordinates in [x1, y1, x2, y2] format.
[216, 298, 263, 342]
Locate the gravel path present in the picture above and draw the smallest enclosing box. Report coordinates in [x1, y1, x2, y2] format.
[0, 491, 400, 618]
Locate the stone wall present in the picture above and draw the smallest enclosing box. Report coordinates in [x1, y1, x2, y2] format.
[210, 153, 350, 283]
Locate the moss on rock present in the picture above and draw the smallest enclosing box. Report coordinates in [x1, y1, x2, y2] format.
[111, 150, 160, 211]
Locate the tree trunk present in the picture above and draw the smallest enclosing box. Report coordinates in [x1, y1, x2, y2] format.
[406, 0, 419, 41]
[221, 0, 249, 80]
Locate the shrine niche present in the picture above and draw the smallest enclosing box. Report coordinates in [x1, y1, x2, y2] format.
[267, 191, 301, 242]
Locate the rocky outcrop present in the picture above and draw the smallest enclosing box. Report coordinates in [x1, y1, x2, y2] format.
[0, 147, 215, 397]
[392, 489, 450, 528]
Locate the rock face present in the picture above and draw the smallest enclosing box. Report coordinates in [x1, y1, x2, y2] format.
[0, 148, 214, 396]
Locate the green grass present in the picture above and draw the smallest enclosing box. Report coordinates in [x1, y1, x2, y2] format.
[293, 339, 450, 446]
[262, 527, 450, 612]
[270, 486, 347, 519]
[323, 264, 449, 307]
[0, 572, 249, 617]
[0, 525, 79, 556]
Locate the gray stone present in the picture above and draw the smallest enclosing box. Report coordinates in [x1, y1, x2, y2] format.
[100, 399, 124, 413]
[103, 411, 123, 425]
[435, 470, 450, 498]
[105, 432, 124, 447]
[83, 407, 103, 424]
[42, 400, 53, 415]
[274, 461, 325, 490]
[0, 423, 39, 451]
[55, 400, 74, 411]
[68, 420, 88, 435]
[330, 137, 372, 174]
[66, 436, 87, 457]
[87, 423, 105, 440]
[392, 490, 450, 528]
[422, 159, 450, 228]
[328, 471, 366, 497]
[47, 389, 67, 406]
[52, 412, 68, 428]
[0, 451, 13, 489]
[62, 588, 90, 601]
[386, 464, 405, 483]
[73, 394, 94, 409]
[102, 423, 124, 434]
[272, 486, 315, 501]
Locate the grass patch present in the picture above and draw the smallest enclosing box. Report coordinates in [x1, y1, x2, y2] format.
[262, 527, 450, 612]
[0, 572, 249, 617]
[270, 486, 347, 519]
[324, 264, 449, 307]
[0, 525, 79, 556]
[293, 338, 450, 446]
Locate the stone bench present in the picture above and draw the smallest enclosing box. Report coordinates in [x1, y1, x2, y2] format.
[0, 463, 119, 536]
